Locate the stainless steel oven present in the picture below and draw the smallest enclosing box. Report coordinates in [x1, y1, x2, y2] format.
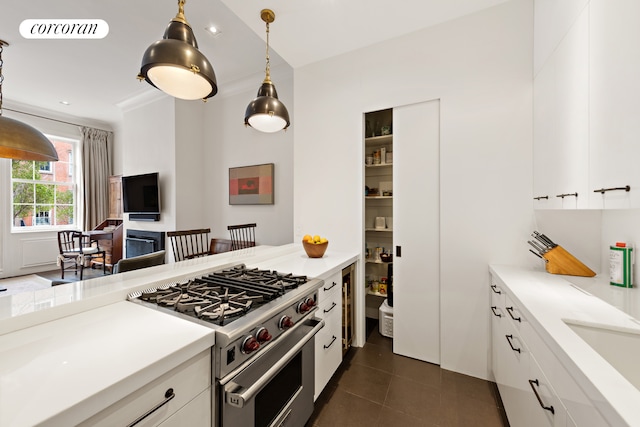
[219, 317, 324, 427]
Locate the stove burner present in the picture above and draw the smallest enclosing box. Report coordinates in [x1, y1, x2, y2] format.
[135, 264, 308, 326]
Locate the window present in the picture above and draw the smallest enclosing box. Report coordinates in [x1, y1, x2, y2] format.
[11, 136, 78, 229]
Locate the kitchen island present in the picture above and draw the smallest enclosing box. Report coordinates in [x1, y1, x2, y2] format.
[490, 265, 640, 426]
[0, 244, 358, 427]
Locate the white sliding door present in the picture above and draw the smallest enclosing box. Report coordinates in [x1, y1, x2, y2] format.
[392, 99, 440, 364]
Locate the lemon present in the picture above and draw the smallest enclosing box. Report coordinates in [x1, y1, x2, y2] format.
[302, 234, 312, 242]
[320, 237, 328, 244]
[313, 235, 321, 243]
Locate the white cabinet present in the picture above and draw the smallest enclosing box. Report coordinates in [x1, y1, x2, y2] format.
[490, 275, 607, 426]
[314, 270, 343, 401]
[78, 350, 211, 427]
[533, 2, 589, 209]
[534, 0, 640, 210]
[588, 0, 640, 209]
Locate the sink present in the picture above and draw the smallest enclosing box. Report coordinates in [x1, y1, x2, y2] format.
[563, 319, 640, 390]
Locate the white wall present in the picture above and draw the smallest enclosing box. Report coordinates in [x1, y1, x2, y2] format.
[121, 96, 176, 251]
[294, 0, 534, 380]
[202, 73, 294, 246]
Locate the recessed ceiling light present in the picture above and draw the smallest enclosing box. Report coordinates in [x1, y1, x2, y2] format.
[205, 25, 221, 37]
[60, 100, 70, 105]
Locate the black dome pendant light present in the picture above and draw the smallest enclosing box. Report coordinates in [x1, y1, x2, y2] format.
[244, 9, 290, 133]
[0, 40, 58, 161]
[138, 0, 217, 101]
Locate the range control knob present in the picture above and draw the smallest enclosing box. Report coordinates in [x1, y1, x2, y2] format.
[279, 315, 294, 330]
[241, 336, 260, 354]
[256, 327, 272, 343]
[297, 298, 314, 313]
[305, 297, 316, 308]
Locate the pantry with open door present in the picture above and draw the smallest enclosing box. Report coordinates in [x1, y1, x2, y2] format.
[362, 100, 440, 364]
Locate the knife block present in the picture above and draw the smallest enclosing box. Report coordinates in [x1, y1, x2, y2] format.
[542, 245, 596, 277]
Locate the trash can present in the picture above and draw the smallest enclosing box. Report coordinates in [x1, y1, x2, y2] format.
[379, 299, 393, 338]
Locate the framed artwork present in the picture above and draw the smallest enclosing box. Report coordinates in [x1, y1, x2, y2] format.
[229, 163, 274, 205]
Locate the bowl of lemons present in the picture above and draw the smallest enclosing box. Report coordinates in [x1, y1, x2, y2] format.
[302, 234, 329, 258]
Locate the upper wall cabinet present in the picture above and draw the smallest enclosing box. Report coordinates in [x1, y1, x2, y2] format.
[533, 3, 589, 209]
[588, 0, 640, 209]
[534, 0, 640, 209]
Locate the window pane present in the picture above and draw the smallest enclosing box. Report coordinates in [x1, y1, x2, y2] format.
[56, 185, 74, 204]
[13, 182, 34, 204]
[55, 205, 74, 225]
[13, 205, 32, 227]
[35, 183, 55, 204]
[35, 207, 52, 225]
[12, 160, 34, 179]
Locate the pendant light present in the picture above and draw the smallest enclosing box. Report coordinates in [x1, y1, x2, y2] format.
[0, 40, 58, 161]
[244, 9, 290, 133]
[137, 0, 217, 101]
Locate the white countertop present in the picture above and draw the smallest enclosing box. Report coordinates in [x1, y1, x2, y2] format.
[0, 301, 215, 427]
[0, 243, 358, 426]
[490, 265, 640, 426]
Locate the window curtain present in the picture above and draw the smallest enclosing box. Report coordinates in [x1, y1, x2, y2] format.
[81, 127, 112, 230]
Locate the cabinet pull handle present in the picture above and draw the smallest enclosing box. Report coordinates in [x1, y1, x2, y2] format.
[323, 281, 338, 291]
[324, 335, 337, 349]
[533, 196, 549, 200]
[506, 307, 521, 322]
[505, 335, 521, 353]
[528, 379, 555, 414]
[127, 388, 175, 427]
[490, 284, 502, 294]
[324, 302, 337, 313]
[556, 192, 578, 198]
[594, 185, 630, 194]
[490, 306, 502, 317]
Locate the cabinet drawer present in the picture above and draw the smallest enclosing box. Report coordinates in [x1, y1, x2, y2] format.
[529, 354, 566, 427]
[521, 321, 607, 426]
[158, 387, 211, 427]
[79, 350, 211, 427]
[314, 311, 342, 400]
[317, 271, 342, 305]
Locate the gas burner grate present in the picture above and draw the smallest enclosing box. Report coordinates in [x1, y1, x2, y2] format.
[128, 264, 310, 326]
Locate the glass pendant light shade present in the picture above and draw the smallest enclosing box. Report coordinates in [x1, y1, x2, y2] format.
[244, 9, 290, 133]
[0, 39, 58, 161]
[138, 1, 217, 100]
[245, 81, 290, 133]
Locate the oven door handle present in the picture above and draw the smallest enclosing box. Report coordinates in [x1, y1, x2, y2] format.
[225, 317, 325, 408]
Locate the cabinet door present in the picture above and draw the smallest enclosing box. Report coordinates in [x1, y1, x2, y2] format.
[589, 0, 640, 208]
[533, 5, 589, 209]
[392, 100, 440, 364]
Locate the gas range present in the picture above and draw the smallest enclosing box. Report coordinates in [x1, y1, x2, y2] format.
[127, 263, 323, 377]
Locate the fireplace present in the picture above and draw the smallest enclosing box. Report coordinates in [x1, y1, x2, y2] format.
[125, 230, 165, 258]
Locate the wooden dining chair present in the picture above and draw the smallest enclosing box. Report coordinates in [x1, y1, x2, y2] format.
[167, 228, 211, 261]
[57, 230, 107, 280]
[227, 223, 257, 250]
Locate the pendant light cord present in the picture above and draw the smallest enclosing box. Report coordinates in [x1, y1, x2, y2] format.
[264, 21, 271, 84]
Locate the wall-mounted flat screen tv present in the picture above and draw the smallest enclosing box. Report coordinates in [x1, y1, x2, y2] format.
[122, 172, 160, 214]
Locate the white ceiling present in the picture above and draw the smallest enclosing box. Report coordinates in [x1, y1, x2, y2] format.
[0, 0, 509, 126]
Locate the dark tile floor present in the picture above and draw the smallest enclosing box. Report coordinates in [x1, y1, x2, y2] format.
[307, 320, 509, 427]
